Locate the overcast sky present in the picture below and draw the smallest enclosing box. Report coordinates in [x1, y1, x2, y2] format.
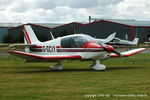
[0, 0, 150, 23]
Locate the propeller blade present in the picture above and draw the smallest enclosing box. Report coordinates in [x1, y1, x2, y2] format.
[99, 43, 122, 57]
[113, 50, 122, 57]
[99, 43, 108, 50]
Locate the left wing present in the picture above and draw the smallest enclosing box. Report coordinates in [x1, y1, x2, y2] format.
[9, 50, 82, 61]
[110, 48, 145, 58]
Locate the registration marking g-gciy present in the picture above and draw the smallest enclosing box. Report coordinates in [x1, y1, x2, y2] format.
[42, 46, 56, 52]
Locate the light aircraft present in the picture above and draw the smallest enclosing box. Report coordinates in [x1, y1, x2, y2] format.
[8, 25, 145, 71]
[107, 37, 139, 45]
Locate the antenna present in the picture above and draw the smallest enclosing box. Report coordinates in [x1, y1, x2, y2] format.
[50, 31, 55, 40]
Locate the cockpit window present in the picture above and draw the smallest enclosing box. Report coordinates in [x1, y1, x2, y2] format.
[61, 37, 71, 48]
[72, 36, 87, 48]
[61, 36, 88, 48]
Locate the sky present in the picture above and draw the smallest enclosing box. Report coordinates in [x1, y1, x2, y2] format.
[0, 0, 150, 23]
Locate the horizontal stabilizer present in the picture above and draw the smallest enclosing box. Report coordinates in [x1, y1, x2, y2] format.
[110, 48, 146, 58]
[9, 44, 37, 48]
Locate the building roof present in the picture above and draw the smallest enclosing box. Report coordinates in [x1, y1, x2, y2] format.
[32, 22, 87, 28]
[0, 23, 68, 28]
[0, 19, 150, 28]
[87, 18, 150, 27]
[32, 23, 65, 28]
[106, 19, 150, 26]
[0, 22, 86, 28]
[0, 23, 23, 27]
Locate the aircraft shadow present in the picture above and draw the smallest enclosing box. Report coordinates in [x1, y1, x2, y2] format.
[107, 66, 142, 70]
[8, 66, 142, 74]
[10, 68, 94, 74]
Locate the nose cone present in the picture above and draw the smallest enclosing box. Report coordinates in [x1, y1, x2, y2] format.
[105, 45, 114, 52]
[83, 42, 103, 48]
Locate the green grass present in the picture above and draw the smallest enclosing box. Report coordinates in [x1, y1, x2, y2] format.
[0, 54, 150, 100]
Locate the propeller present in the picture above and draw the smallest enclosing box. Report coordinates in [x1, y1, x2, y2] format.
[82, 42, 122, 57]
[99, 43, 122, 57]
[112, 49, 123, 57]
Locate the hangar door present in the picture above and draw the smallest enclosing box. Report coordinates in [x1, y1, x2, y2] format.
[147, 30, 150, 42]
[147, 35, 150, 42]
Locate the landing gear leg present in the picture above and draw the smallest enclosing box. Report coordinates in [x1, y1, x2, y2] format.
[90, 60, 106, 71]
[50, 61, 63, 70]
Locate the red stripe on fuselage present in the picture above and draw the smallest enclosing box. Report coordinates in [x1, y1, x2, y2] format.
[57, 48, 104, 52]
[31, 46, 42, 48]
[30, 48, 42, 52]
[30, 48, 104, 52]
[56, 46, 61, 48]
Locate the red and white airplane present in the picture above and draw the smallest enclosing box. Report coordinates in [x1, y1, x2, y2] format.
[9, 25, 145, 71]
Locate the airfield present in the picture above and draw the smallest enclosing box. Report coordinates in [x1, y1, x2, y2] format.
[0, 52, 149, 100]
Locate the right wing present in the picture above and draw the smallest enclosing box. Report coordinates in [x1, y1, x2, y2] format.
[110, 48, 146, 58]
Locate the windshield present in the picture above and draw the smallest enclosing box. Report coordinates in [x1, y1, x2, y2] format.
[61, 36, 89, 48]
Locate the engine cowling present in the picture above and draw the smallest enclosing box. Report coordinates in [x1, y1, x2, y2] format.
[100, 54, 110, 60]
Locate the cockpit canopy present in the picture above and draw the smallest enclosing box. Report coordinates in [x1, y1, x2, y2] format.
[61, 35, 93, 48]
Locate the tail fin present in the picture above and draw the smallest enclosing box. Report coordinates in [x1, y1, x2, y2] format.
[132, 38, 139, 45]
[24, 36, 28, 45]
[23, 25, 41, 44]
[95, 32, 116, 44]
[105, 32, 116, 42]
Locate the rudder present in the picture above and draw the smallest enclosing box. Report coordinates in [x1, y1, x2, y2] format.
[23, 25, 41, 44]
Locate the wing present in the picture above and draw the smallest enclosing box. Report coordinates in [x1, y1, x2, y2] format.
[9, 50, 82, 62]
[110, 48, 145, 58]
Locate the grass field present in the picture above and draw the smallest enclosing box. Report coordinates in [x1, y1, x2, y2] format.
[0, 54, 150, 100]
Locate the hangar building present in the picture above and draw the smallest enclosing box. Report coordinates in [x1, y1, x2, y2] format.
[76, 19, 150, 43]
[0, 23, 22, 43]
[7, 22, 83, 43]
[0, 18, 150, 43]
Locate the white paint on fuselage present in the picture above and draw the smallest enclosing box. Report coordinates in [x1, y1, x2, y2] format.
[28, 34, 108, 60]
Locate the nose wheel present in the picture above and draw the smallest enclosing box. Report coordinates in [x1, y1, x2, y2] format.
[90, 60, 106, 71]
